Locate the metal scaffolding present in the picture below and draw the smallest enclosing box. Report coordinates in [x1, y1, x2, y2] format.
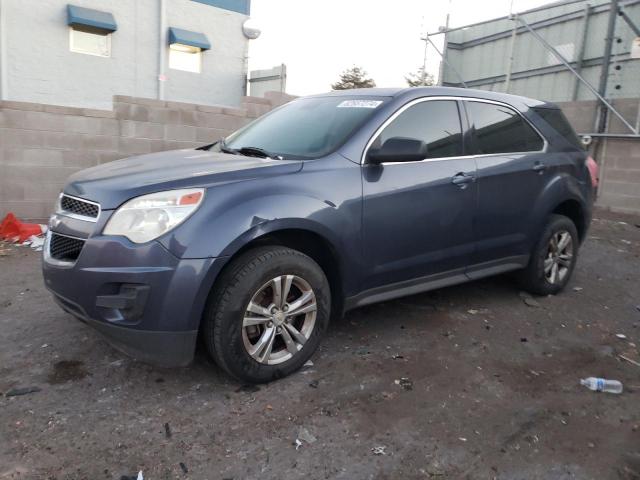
[426, 0, 640, 138]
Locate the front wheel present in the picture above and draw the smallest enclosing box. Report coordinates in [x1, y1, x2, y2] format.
[203, 246, 330, 383]
[517, 214, 579, 296]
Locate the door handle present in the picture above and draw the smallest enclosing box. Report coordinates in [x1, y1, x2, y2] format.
[451, 172, 475, 188]
[532, 162, 547, 172]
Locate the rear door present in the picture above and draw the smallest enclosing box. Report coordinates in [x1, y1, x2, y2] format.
[361, 99, 477, 291]
[463, 100, 547, 273]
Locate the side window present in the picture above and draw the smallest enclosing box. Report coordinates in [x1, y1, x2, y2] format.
[466, 101, 544, 154]
[372, 100, 463, 159]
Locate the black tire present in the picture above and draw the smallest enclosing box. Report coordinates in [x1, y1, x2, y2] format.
[517, 214, 579, 296]
[203, 246, 330, 383]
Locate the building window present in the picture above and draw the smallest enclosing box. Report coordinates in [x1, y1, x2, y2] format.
[169, 44, 202, 73]
[69, 27, 111, 57]
[67, 5, 117, 57]
[167, 27, 210, 73]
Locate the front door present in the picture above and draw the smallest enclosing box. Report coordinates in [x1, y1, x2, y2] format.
[361, 99, 477, 291]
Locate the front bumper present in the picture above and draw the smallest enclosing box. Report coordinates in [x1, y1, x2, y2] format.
[51, 293, 199, 366]
[43, 228, 225, 367]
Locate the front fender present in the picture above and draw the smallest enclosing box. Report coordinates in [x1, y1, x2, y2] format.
[163, 190, 356, 259]
[166, 194, 360, 332]
[217, 215, 344, 258]
[160, 154, 363, 298]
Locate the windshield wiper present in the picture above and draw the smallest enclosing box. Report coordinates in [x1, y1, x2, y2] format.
[206, 138, 283, 159]
[236, 146, 283, 160]
[196, 141, 216, 151]
[218, 138, 240, 155]
[196, 138, 236, 153]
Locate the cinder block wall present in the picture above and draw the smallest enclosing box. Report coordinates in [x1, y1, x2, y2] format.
[0, 92, 296, 221]
[2, 93, 638, 220]
[557, 98, 640, 215]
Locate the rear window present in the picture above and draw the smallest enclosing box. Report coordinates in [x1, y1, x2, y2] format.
[466, 101, 544, 154]
[533, 107, 583, 150]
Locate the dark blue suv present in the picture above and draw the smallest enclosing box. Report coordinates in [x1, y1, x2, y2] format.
[43, 87, 598, 383]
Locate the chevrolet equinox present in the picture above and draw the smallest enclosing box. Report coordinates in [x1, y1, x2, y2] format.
[43, 87, 598, 383]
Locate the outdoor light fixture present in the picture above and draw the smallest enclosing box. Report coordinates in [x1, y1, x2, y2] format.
[242, 18, 261, 40]
[170, 44, 201, 54]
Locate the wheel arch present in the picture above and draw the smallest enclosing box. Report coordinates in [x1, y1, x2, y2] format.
[551, 198, 587, 243]
[205, 226, 346, 328]
[531, 173, 590, 247]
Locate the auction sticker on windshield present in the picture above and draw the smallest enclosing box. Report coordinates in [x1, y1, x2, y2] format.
[337, 100, 383, 108]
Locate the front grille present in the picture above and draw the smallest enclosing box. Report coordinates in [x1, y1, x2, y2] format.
[49, 233, 85, 262]
[60, 195, 99, 219]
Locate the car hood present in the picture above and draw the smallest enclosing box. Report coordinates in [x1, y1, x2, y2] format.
[64, 149, 303, 209]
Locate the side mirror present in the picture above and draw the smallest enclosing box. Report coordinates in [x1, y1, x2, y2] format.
[367, 137, 428, 164]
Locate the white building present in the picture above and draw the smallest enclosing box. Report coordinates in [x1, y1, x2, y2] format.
[249, 64, 287, 98]
[0, 0, 254, 109]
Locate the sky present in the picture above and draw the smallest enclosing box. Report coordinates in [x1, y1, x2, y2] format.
[247, 0, 552, 96]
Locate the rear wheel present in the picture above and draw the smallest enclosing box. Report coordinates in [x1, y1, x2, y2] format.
[203, 246, 330, 383]
[517, 214, 579, 296]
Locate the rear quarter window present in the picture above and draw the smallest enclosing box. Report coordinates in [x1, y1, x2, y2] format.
[532, 107, 583, 150]
[466, 101, 544, 154]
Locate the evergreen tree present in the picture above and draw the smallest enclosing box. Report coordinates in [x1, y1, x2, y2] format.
[405, 66, 435, 87]
[331, 66, 376, 90]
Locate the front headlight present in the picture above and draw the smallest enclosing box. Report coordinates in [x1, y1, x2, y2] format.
[103, 188, 205, 243]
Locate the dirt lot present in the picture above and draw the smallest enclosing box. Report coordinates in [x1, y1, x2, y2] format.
[1, 209, 640, 480]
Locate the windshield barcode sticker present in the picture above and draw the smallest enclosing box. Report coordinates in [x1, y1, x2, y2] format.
[337, 100, 383, 109]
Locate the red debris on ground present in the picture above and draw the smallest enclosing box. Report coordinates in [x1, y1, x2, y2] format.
[0, 213, 45, 243]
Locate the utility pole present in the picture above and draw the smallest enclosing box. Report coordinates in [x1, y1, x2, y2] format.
[595, 0, 619, 133]
[504, 15, 518, 93]
[504, 0, 517, 93]
[421, 34, 428, 85]
[437, 0, 452, 85]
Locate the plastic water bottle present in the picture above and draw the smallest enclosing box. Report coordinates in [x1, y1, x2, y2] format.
[580, 377, 623, 394]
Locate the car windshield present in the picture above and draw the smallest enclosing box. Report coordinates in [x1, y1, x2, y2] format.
[220, 96, 389, 159]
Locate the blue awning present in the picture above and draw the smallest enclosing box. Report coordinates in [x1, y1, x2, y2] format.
[67, 4, 117, 33]
[191, 0, 250, 15]
[168, 27, 211, 50]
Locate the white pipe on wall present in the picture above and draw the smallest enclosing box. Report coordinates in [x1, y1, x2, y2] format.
[0, 0, 8, 100]
[158, 0, 166, 100]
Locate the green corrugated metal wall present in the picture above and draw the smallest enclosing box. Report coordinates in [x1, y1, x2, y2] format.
[442, 0, 640, 102]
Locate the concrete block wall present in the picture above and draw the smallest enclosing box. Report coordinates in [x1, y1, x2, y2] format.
[558, 98, 640, 215]
[595, 138, 640, 215]
[5, 92, 635, 221]
[0, 91, 297, 220]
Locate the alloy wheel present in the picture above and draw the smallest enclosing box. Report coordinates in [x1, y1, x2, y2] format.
[544, 230, 573, 285]
[242, 275, 317, 365]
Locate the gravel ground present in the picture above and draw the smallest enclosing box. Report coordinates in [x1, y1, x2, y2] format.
[1, 208, 640, 480]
